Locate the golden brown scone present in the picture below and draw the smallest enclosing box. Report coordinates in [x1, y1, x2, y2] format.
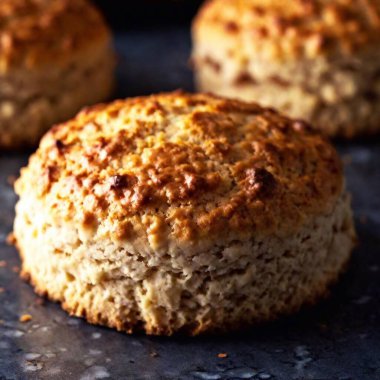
[0, 0, 115, 148]
[14, 92, 356, 335]
[192, 0, 380, 138]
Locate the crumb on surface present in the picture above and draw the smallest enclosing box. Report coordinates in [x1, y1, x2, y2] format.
[19, 314, 33, 323]
[7, 175, 17, 186]
[0, 260, 7, 267]
[217, 353, 228, 358]
[6, 232, 16, 245]
[35, 297, 46, 306]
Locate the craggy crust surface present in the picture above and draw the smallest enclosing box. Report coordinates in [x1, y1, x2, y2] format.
[0, 0, 110, 71]
[16, 92, 343, 247]
[193, 0, 380, 60]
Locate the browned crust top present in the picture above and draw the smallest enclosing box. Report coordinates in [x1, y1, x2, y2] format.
[193, 0, 380, 59]
[16, 92, 343, 243]
[0, 0, 110, 70]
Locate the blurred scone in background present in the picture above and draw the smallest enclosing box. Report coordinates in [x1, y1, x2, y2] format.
[0, 0, 115, 148]
[192, 0, 380, 138]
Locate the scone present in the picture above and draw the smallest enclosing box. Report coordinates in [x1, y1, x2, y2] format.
[192, 0, 380, 138]
[14, 92, 356, 335]
[0, 0, 115, 149]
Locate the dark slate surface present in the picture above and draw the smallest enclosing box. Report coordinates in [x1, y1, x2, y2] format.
[1, 29, 380, 380]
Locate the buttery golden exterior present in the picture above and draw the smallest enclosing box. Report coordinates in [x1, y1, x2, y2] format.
[14, 92, 356, 335]
[192, 0, 380, 137]
[17, 92, 343, 240]
[0, 0, 114, 148]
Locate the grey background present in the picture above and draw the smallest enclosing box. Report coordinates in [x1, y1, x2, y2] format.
[0, 29, 379, 380]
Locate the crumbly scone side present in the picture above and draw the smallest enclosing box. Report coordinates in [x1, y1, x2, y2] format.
[15, 190, 355, 335]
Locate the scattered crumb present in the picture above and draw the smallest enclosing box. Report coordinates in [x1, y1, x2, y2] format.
[35, 297, 46, 306]
[6, 233, 16, 245]
[25, 353, 42, 361]
[150, 352, 159, 358]
[12, 266, 20, 273]
[7, 175, 17, 186]
[91, 332, 101, 339]
[20, 314, 33, 323]
[188, 57, 195, 69]
[359, 215, 368, 225]
[217, 353, 228, 358]
[0, 260, 7, 268]
[0, 287, 5, 293]
[22, 361, 43, 372]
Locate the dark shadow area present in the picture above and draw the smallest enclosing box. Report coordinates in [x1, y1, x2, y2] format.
[93, 0, 203, 31]
[113, 29, 194, 99]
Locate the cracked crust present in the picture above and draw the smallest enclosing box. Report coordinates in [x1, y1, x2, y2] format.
[16, 92, 343, 244]
[13, 92, 356, 335]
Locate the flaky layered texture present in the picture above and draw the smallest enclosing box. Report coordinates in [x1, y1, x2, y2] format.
[14, 92, 356, 335]
[0, 0, 114, 148]
[192, 0, 380, 137]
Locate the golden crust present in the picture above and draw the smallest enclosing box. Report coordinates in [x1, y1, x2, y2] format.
[15, 92, 343, 243]
[193, 0, 380, 60]
[0, 0, 110, 71]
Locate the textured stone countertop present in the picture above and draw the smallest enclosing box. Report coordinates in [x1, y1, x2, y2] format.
[0, 29, 379, 380]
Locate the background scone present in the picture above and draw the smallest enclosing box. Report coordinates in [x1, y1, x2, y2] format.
[192, 0, 380, 138]
[0, 0, 115, 148]
[14, 92, 356, 335]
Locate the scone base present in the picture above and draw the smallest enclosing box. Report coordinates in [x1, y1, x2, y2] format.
[15, 192, 356, 336]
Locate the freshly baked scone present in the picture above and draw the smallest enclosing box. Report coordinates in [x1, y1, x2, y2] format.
[0, 0, 115, 148]
[192, 0, 380, 138]
[14, 92, 356, 335]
